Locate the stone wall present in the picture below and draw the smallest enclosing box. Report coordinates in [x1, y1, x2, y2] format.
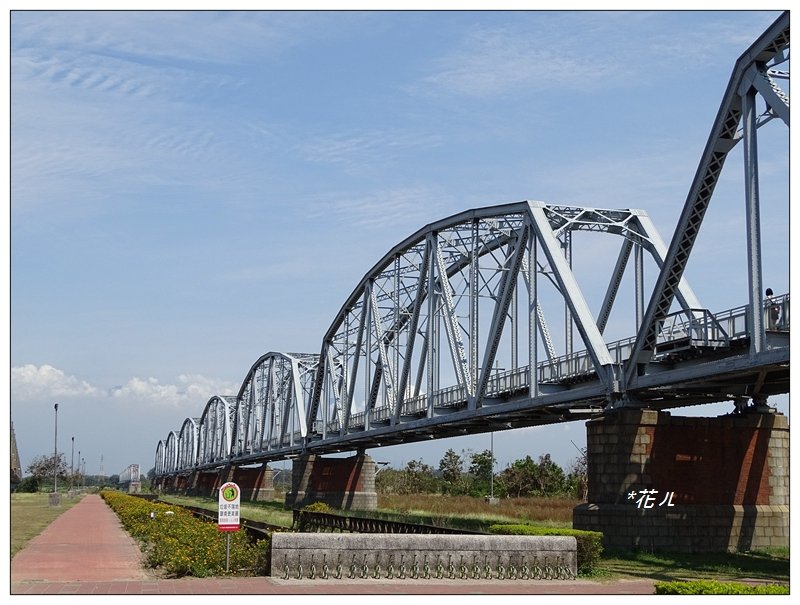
[271, 533, 577, 580]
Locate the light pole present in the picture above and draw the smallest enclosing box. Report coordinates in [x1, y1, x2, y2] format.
[490, 431, 494, 499]
[70, 437, 75, 491]
[53, 403, 59, 493]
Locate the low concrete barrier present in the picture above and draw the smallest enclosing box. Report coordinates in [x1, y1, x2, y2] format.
[271, 533, 577, 580]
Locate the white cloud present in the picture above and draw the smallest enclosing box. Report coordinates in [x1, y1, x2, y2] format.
[11, 363, 237, 409]
[11, 364, 99, 400]
[110, 374, 238, 408]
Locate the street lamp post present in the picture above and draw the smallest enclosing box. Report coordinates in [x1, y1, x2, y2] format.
[490, 431, 494, 499]
[53, 403, 58, 491]
[70, 437, 75, 492]
[50, 403, 60, 507]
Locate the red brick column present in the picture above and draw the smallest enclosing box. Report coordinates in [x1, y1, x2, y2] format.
[228, 463, 275, 502]
[285, 453, 377, 511]
[574, 409, 789, 552]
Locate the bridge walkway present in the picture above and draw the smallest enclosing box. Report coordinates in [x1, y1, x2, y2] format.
[10, 494, 657, 595]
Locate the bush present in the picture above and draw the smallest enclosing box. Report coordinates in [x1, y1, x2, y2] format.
[655, 580, 789, 595]
[101, 490, 268, 577]
[15, 476, 40, 493]
[488, 524, 603, 575]
[302, 501, 333, 513]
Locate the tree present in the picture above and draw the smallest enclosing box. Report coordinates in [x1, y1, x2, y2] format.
[438, 448, 465, 494]
[531, 453, 567, 496]
[402, 459, 438, 494]
[26, 454, 68, 488]
[467, 449, 495, 497]
[498, 455, 538, 498]
[565, 447, 588, 500]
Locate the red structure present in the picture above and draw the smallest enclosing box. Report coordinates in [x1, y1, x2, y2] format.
[574, 408, 789, 552]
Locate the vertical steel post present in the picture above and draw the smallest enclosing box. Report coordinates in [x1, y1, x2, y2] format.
[528, 227, 538, 398]
[634, 243, 644, 331]
[742, 85, 765, 354]
[562, 231, 573, 355]
[469, 219, 479, 407]
[427, 234, 437, 417]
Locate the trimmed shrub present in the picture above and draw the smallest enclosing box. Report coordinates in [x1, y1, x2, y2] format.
[101, 490, 268, 577]
[488, 524, 603, 575]
[655, 580, 789, 595]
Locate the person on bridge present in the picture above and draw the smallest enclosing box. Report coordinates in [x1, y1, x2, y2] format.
[765, 288, 780, 330]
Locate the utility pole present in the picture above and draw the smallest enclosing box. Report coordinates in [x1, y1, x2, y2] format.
[70, 437, 75, 491]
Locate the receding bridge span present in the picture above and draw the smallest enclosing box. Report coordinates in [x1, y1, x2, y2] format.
[155, 12, 789, 478]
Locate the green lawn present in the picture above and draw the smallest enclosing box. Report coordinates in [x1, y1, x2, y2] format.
[155, 494, 295, 528]
[595, 548, 789, 583]
[10, 492, 85, 558]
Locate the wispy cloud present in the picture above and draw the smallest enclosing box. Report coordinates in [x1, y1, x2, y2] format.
[420, 24, 620, 98]
[307, 186, 453, 231]
[294, 129, 442, 173]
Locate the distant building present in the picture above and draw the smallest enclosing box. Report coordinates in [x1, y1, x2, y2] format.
[10, 421, 22, 490]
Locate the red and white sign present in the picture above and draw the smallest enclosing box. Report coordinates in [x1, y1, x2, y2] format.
[218, 482, 240, 532]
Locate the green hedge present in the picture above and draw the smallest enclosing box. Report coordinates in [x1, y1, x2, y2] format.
[655, 580, 789, 595]
[101, 490, 269, 577]
[488, 524, 603, 575]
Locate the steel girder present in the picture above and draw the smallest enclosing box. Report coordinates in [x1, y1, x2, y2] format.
[196, 395, 236, 467]
[177, 417, 199, 471]
[119, 464, 140, 484]
[625, 10, 789, 387]
[164, 431, 179, 474]
[230, 352, 320, 458]
[306, 201, 698, 440]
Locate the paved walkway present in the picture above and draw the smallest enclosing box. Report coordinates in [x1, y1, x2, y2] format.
[11, 495, 657, 595]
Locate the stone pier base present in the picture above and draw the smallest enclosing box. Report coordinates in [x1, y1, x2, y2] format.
[285, 453, 377, 511]
[224, 464, 275, 502]
[573, 408, 789, 552]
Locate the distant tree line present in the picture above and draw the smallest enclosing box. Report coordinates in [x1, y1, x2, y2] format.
[376, 447, 587, 499]
[14, 453, 146, 493]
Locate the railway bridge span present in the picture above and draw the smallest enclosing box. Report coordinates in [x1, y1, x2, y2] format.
[154, 12, 789, 552]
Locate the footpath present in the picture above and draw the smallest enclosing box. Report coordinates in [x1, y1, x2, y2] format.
[10, 494, 656, 595]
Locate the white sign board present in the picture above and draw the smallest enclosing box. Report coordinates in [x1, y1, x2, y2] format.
[218, 482, 240, 532]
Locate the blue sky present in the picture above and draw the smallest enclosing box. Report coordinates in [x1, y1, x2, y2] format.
[8, 8, 790, 479]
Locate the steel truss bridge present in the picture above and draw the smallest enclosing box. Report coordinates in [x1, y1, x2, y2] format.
[155, 13, 789, 478]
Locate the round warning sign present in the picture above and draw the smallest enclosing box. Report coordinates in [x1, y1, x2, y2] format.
[218, 481, 240, 532]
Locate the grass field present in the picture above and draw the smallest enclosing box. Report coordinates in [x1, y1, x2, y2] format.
[10, 492, 85, 558]
[595, 548, 789, 583]
[375, 493, 578, 530]
[155, 494, 295, 528]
